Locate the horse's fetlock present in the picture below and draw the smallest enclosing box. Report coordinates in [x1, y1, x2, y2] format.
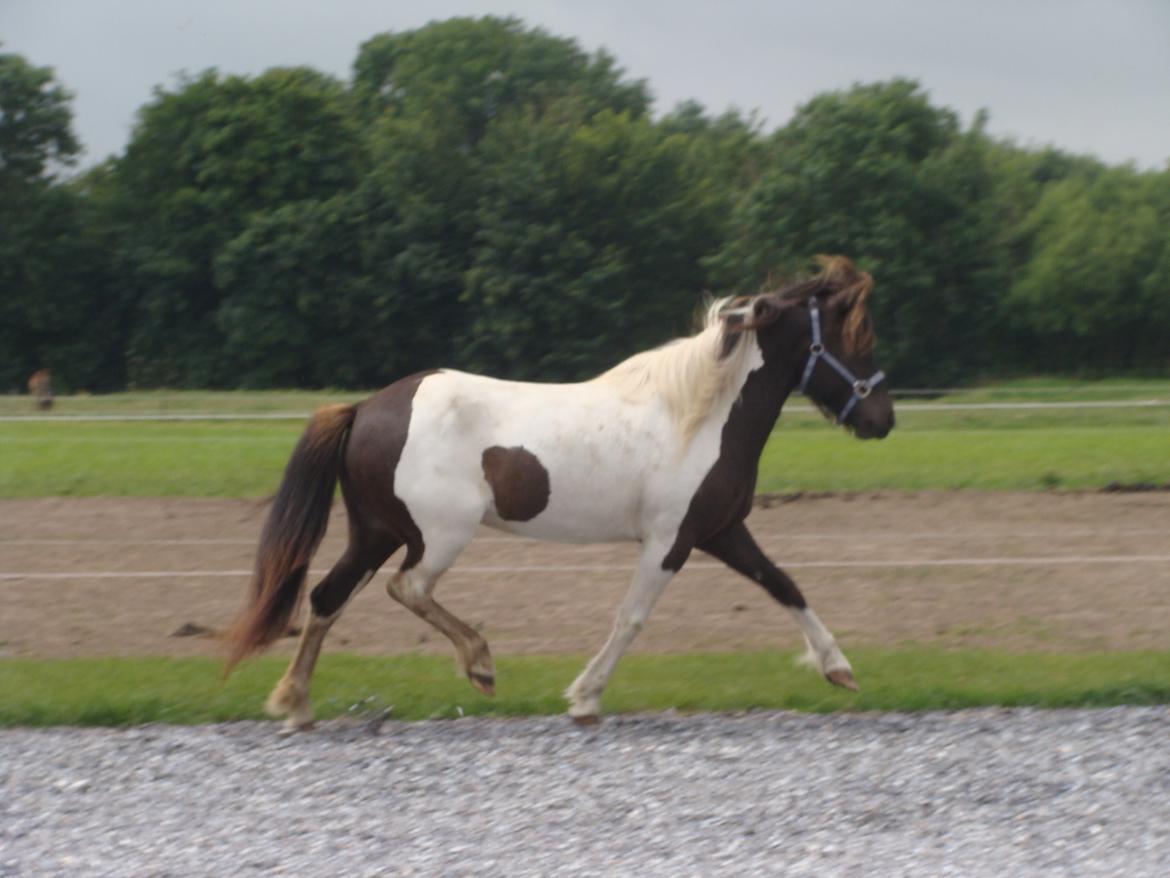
[266, 677, 308, 717]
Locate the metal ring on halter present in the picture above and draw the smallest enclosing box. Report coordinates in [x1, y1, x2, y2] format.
[852, 379, 871, 399]
[810, 342, 825, 355]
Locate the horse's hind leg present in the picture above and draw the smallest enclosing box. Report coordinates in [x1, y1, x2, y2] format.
[384, 517, 495, 695]
[387, 563, 496, 695]
[266, 531, 399, 730]
[700, 521, 856, 690]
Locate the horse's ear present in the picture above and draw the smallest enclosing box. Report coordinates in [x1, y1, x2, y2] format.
[724, 294, 785, 333]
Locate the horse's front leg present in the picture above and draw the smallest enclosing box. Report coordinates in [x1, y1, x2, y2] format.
[700, 521, 857, 690]
[565, 541, 677, 723]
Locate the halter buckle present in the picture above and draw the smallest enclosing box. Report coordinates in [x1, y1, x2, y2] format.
[809, 342, 825, 355]
[852, 379, 871, 399]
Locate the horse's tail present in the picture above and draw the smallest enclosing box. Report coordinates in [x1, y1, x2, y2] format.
[224, 403, 357, 673]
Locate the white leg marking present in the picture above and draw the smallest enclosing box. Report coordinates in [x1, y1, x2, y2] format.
[565, 544, 676, 719]
[267, 568, 376, 730]
[789, 607, 856, 687]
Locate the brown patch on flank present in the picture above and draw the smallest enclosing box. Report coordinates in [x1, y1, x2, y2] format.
[482, 446, 551, 522]
[342, 370, 440, 574]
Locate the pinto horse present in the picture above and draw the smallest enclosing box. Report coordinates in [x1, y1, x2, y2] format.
[225, 256, 894, 729]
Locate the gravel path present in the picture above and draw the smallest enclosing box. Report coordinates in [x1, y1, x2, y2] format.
[3, 708, 1168, 877]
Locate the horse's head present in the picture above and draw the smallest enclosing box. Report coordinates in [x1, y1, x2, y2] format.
[726, 256, 895, 439]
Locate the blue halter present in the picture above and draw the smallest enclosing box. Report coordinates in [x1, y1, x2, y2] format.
[798, 297, 886, 425]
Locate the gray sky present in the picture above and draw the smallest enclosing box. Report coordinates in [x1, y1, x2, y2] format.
[5, 0, 1169, 170]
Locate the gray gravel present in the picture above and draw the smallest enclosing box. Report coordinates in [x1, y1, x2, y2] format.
[2, 708, 1168, 877]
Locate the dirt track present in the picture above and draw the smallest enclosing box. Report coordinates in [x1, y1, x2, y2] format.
[1, 492, 1168, 661]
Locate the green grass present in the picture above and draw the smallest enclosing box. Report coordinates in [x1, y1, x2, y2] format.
[923, 376, 1170, 403]
[2, 379, 1167, 496]
[0, 420, 299, 497]
[0, 389, 368, 416]
[758, 426, 1170, 492]
[4, 382, 1164, 728]
[2, 649, 1167, 727]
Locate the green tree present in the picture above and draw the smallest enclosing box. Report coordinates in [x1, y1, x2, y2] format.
[710, 80, 1005, 384]
[0, 52, 79, 186]
[338, 17, 656, 380]
[108, 67, 363, 386]
[1007, 166, 1170, 371]
[0, 53, 112, 392]
[659, 100, 766, 202]
[213, 182, 420, 388]
[351, 16, 648, 136]
[462, 109, 722, 379]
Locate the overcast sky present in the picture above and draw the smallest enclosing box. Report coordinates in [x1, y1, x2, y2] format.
[5, 0, 1169, 170]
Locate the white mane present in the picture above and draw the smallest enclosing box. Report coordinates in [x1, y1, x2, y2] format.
[591, 297, 757, 446]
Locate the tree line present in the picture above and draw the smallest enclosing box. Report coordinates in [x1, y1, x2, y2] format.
[3, 16, 1169, 393]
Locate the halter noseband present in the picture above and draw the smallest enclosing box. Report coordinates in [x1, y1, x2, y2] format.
[798, 296, 885, 424]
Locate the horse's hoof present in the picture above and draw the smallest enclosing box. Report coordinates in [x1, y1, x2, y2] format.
[825, 668, 860, 691]
[469, 671, 495, 696]
[277, 719, 315, 737]
[571, 714, 601, 727]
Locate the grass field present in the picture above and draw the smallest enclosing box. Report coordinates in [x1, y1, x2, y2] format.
[2, 649, 1168, 727]
[3, 379, 1168, 727]
[1, 379, 1168, 497]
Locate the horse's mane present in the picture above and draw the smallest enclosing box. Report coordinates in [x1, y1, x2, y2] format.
[593, 297, 756, 446]
[592, 256, 874, 446]
[772, 255, 875, 356]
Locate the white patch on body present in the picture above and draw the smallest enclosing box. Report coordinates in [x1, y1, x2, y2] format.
[394, 338, 765, 552]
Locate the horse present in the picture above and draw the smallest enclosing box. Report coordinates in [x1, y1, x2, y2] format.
[28, 369, 53, 410]
[224, 256, 895, 730]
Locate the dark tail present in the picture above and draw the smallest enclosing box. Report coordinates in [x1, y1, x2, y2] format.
[224, 403, 357, 673]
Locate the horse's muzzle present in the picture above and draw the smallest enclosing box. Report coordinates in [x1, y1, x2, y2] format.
[854, 410, 894, 439]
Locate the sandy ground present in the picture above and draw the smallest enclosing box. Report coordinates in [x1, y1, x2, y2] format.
[1, 492, 1168, 661]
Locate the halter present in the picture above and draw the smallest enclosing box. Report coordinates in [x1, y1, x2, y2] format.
[798, 296, 885, 424]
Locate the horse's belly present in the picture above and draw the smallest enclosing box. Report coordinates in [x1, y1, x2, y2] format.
[484, 518, 637, 543]
[483, 487, 642, 543]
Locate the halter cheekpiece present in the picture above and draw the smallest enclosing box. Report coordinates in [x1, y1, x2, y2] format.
[798, 296, 886, 424]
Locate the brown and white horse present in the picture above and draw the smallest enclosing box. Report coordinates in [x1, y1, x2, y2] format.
[225, 256, 895, 729]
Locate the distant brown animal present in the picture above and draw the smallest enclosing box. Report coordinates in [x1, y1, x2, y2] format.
[28, 370, 53, 410]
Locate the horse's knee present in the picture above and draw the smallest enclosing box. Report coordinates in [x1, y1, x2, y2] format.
[386, 570, 426, 607]
[618, 607, 649, 634]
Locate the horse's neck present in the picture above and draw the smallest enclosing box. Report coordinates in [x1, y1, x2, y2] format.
[717, 352, 798, 462]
